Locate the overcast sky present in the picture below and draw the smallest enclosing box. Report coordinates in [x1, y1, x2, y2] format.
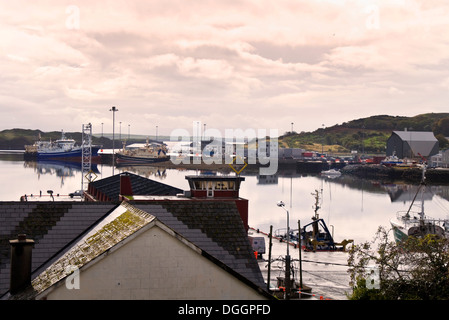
[1, 1, 448, 137]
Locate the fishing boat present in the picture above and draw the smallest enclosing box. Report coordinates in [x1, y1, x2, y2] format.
[275, 190, 353, 252]
[116, 140, 169, 165]
[381, 152, 406, 167]
[24, 131, 101, 161]
[300, 190, 353, 251]
[390, 164, 449, 242]
[320, 168, 341, 177]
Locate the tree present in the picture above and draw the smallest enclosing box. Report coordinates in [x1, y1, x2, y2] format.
[347, 227, 449, 300]
[433, 117, 449, 137]
[435, 134, 449, 149]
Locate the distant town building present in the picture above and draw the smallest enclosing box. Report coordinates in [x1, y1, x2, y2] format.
[386, 130, 439, 159]
[431, 149, 449, 168]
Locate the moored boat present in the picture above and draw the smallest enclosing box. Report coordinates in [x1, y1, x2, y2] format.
[116, 140, 169, 165]
[390, 164, 449, 242]
[275, 190, 353, 252]
[320, 168, 341, 177]
[24, 131, 101, 161]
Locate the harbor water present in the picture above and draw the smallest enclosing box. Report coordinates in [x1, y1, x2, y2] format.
[2, 152, 449, 299]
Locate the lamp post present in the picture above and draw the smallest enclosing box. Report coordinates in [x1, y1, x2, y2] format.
[109, 106, 118, 174]
[277, 200, 291, 300]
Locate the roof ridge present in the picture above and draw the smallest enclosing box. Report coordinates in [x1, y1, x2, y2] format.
[28, 203, 156, 296]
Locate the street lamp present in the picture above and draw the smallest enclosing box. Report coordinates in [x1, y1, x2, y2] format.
[277, 200, 291, 300]
[109, 106, 118, 174]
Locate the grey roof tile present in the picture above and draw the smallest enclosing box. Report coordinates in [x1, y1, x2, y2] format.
[0, 202, 116, 297]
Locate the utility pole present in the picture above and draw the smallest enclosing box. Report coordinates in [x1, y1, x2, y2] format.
[110, 106, 118, 175]
[277, 200, 291, 300]
[267, 225, 273, 293]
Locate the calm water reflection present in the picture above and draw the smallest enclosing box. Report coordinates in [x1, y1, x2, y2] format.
[1, 153, 449, 244]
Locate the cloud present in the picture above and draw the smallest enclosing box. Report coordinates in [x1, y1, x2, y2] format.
[0, 0, 448, 135]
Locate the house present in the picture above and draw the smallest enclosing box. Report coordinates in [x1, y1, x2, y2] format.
[1, 173, 270, 300]
[86, 172, 250, 232]
[442, 149, 449, 168]
[386, 130, 439, 159]
[0, 202, 116, 297]
[6, 202, 270, 300]
[430, 149, 449, 168]
[85, 171, 183, 202]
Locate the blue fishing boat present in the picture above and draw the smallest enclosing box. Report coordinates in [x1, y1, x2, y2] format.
[24, 131, 101, 161]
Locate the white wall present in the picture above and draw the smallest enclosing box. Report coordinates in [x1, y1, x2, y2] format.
[42, 225, 267, 300]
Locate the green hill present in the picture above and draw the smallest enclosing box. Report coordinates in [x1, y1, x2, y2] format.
[280, 113, 449, 154]
[2, 113, 449, 152]
[0, 129, 115, 150]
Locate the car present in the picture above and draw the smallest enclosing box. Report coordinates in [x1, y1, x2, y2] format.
[69, 190, 84, 198]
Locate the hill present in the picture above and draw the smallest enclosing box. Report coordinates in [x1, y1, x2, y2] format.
[279, 113, 449, 154]
[2, 113, 449, 152]
[0, 129, 116, 150]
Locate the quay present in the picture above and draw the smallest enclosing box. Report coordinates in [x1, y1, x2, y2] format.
[342, 164, 449, 183]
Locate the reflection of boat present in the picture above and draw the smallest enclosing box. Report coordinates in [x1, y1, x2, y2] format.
[24, 131, 101, 161]
[24, 159, 99, 181]
[116, 140, 169, 165]
[390, 165, 449, 242]
[275, 190, 353, 252]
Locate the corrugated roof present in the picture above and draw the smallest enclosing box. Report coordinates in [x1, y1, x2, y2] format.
[393, 131, 437, 142]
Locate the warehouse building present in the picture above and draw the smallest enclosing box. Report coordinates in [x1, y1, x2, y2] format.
[386, 130, 439, 159]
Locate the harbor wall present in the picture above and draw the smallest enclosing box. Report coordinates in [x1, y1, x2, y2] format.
[342, 164, 449, 183]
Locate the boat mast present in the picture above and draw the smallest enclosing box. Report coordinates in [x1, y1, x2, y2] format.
[312, 190, 320, 239]
[405, 164, 427, 220]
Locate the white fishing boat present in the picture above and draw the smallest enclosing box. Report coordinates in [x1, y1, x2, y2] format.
[320, 168, 341, 177]
[116, 139, 169, 165]
[390, 164, 449, 242]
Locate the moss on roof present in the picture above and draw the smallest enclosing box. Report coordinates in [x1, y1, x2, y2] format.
[28, 202, 155, 297]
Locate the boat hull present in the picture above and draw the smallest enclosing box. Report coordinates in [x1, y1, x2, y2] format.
[116, 153, 169, 165]
[25, 146, 101, 161]
[40, 146, 100, 158]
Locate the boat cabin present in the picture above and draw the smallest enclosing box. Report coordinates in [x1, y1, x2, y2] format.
[185, 175, 245, 198]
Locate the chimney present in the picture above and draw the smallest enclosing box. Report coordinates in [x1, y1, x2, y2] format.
[120, 173, 133, 196]
[9, 234, 34, 295]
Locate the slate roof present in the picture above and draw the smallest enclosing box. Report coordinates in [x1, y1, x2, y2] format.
[0, 200, 267, 299]
[0, 202, 117, 298]
[6, 201, 269, 299]
[133, 200, 265, 289]
[88, 172, 183, 202]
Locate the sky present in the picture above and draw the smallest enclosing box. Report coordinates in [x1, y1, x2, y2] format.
[1, 0, 449, 137]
